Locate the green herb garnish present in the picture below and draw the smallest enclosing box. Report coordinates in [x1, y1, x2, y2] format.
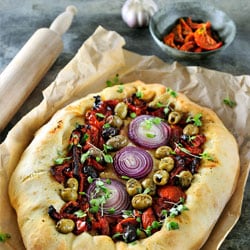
[130, 112, 137, 118]
[104, 154, 113, 164]
[117, 85, 124, 93]
[0, 232, 11, 242]
[54, 156, 71, 165]
[96, 113, 105, 119]
[166, 221, 179, 230]
[167, 87, 178, 98]
[175, 143, 214, 161]
[122, 209, 134, 218]
[106, 74, 122, 87]
[186, 113, 202, 126]
[89, 178, 113, 216]
[136, 91, 143, 99]
[142, 117, 162, 130]
[80, 151, 90, 164]
[223, 97, 236, 108]
[74, 210, 87, 218]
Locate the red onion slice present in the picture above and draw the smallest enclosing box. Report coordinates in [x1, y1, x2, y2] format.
[128, 115, 171, 149]
[113, 146, 153, 179]
[87, 178, 130, 216]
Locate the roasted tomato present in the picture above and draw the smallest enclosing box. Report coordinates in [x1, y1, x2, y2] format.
[194, 23, 223, 50]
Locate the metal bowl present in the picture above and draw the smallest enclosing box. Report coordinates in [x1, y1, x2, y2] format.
[149, 1, 236, 60]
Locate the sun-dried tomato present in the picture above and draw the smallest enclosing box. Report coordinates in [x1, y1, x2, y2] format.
[163, 17, 223, 52]
[157, 185, 186, 203]
[114, 218, 137, 234]
[153, 197, 173, 218]
[194, 23, 223, 51]
[180, 18, 192, 35]
[86, 158, 106, 172]
[75, 220, 88, 235]
[93, 214, 110, 235]
[51, 163, 72, 183]
[163, 32, 176, 48]
[173, 23, 184, 43]
[142, 207, 156, 230]
[186, 17, 203, 30]
[179, 41, 195, 52]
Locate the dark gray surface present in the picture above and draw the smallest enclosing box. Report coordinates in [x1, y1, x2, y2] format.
[0, 0, 249, 249]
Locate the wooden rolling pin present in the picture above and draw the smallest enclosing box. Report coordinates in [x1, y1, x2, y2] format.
[0, 5, 77, 132]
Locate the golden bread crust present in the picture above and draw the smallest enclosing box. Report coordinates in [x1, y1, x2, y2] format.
[9, 81, 240, 250]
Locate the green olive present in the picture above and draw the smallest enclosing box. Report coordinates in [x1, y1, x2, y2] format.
[137, 229, 147, 239]
[168, 111, 182, 124]
[56, 219, 75, 234]
[106, 115, 123, 128]
[159, 157, 175, 172]
[141, 178, 156, 195]
[88, 147, 104, 162]
[114, 102, 128, 119]
[66, 178, 79, 191]
[178, 170, 193, 188]
[155, 146, 173, 159]
[60, 188, 78, 202]
[126, 178, 142, 196]
[153, 170, 169, 185]
[131, 194, 152, 210]
[106, 134, 128, 150]
[183, 124, 199, 136]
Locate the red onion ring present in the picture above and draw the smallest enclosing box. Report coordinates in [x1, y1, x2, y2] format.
[113, 146, 153, 179]
[87, 178, 130, 216]
[128, 115, 171, 149]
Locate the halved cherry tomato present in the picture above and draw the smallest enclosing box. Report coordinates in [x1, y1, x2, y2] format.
[194, 24, 223, 50]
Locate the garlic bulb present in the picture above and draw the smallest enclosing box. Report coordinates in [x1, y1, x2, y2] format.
[121, 0, 158, 28]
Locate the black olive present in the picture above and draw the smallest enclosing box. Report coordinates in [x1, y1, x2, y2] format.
[83, 166, 98, 178]
[175, 156, 185, 168]
[123, 224, 137, 243]
[48, 205, 61, 220]
[93, 95, 102, 109]
[190, 158, 201, 174]
[180, 134, 189, 141]
[102, 126, 119, 141]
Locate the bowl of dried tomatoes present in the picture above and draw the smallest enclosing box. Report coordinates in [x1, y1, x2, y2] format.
[149, 1, 236, 60]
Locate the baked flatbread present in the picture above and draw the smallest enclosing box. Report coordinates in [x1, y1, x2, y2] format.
[9, 81, 240, 250]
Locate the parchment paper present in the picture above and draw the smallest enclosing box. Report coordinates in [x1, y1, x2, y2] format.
[0, 26, 249, 250]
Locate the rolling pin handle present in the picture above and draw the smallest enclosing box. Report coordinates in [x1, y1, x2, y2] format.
[49, 5, 77, 36]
